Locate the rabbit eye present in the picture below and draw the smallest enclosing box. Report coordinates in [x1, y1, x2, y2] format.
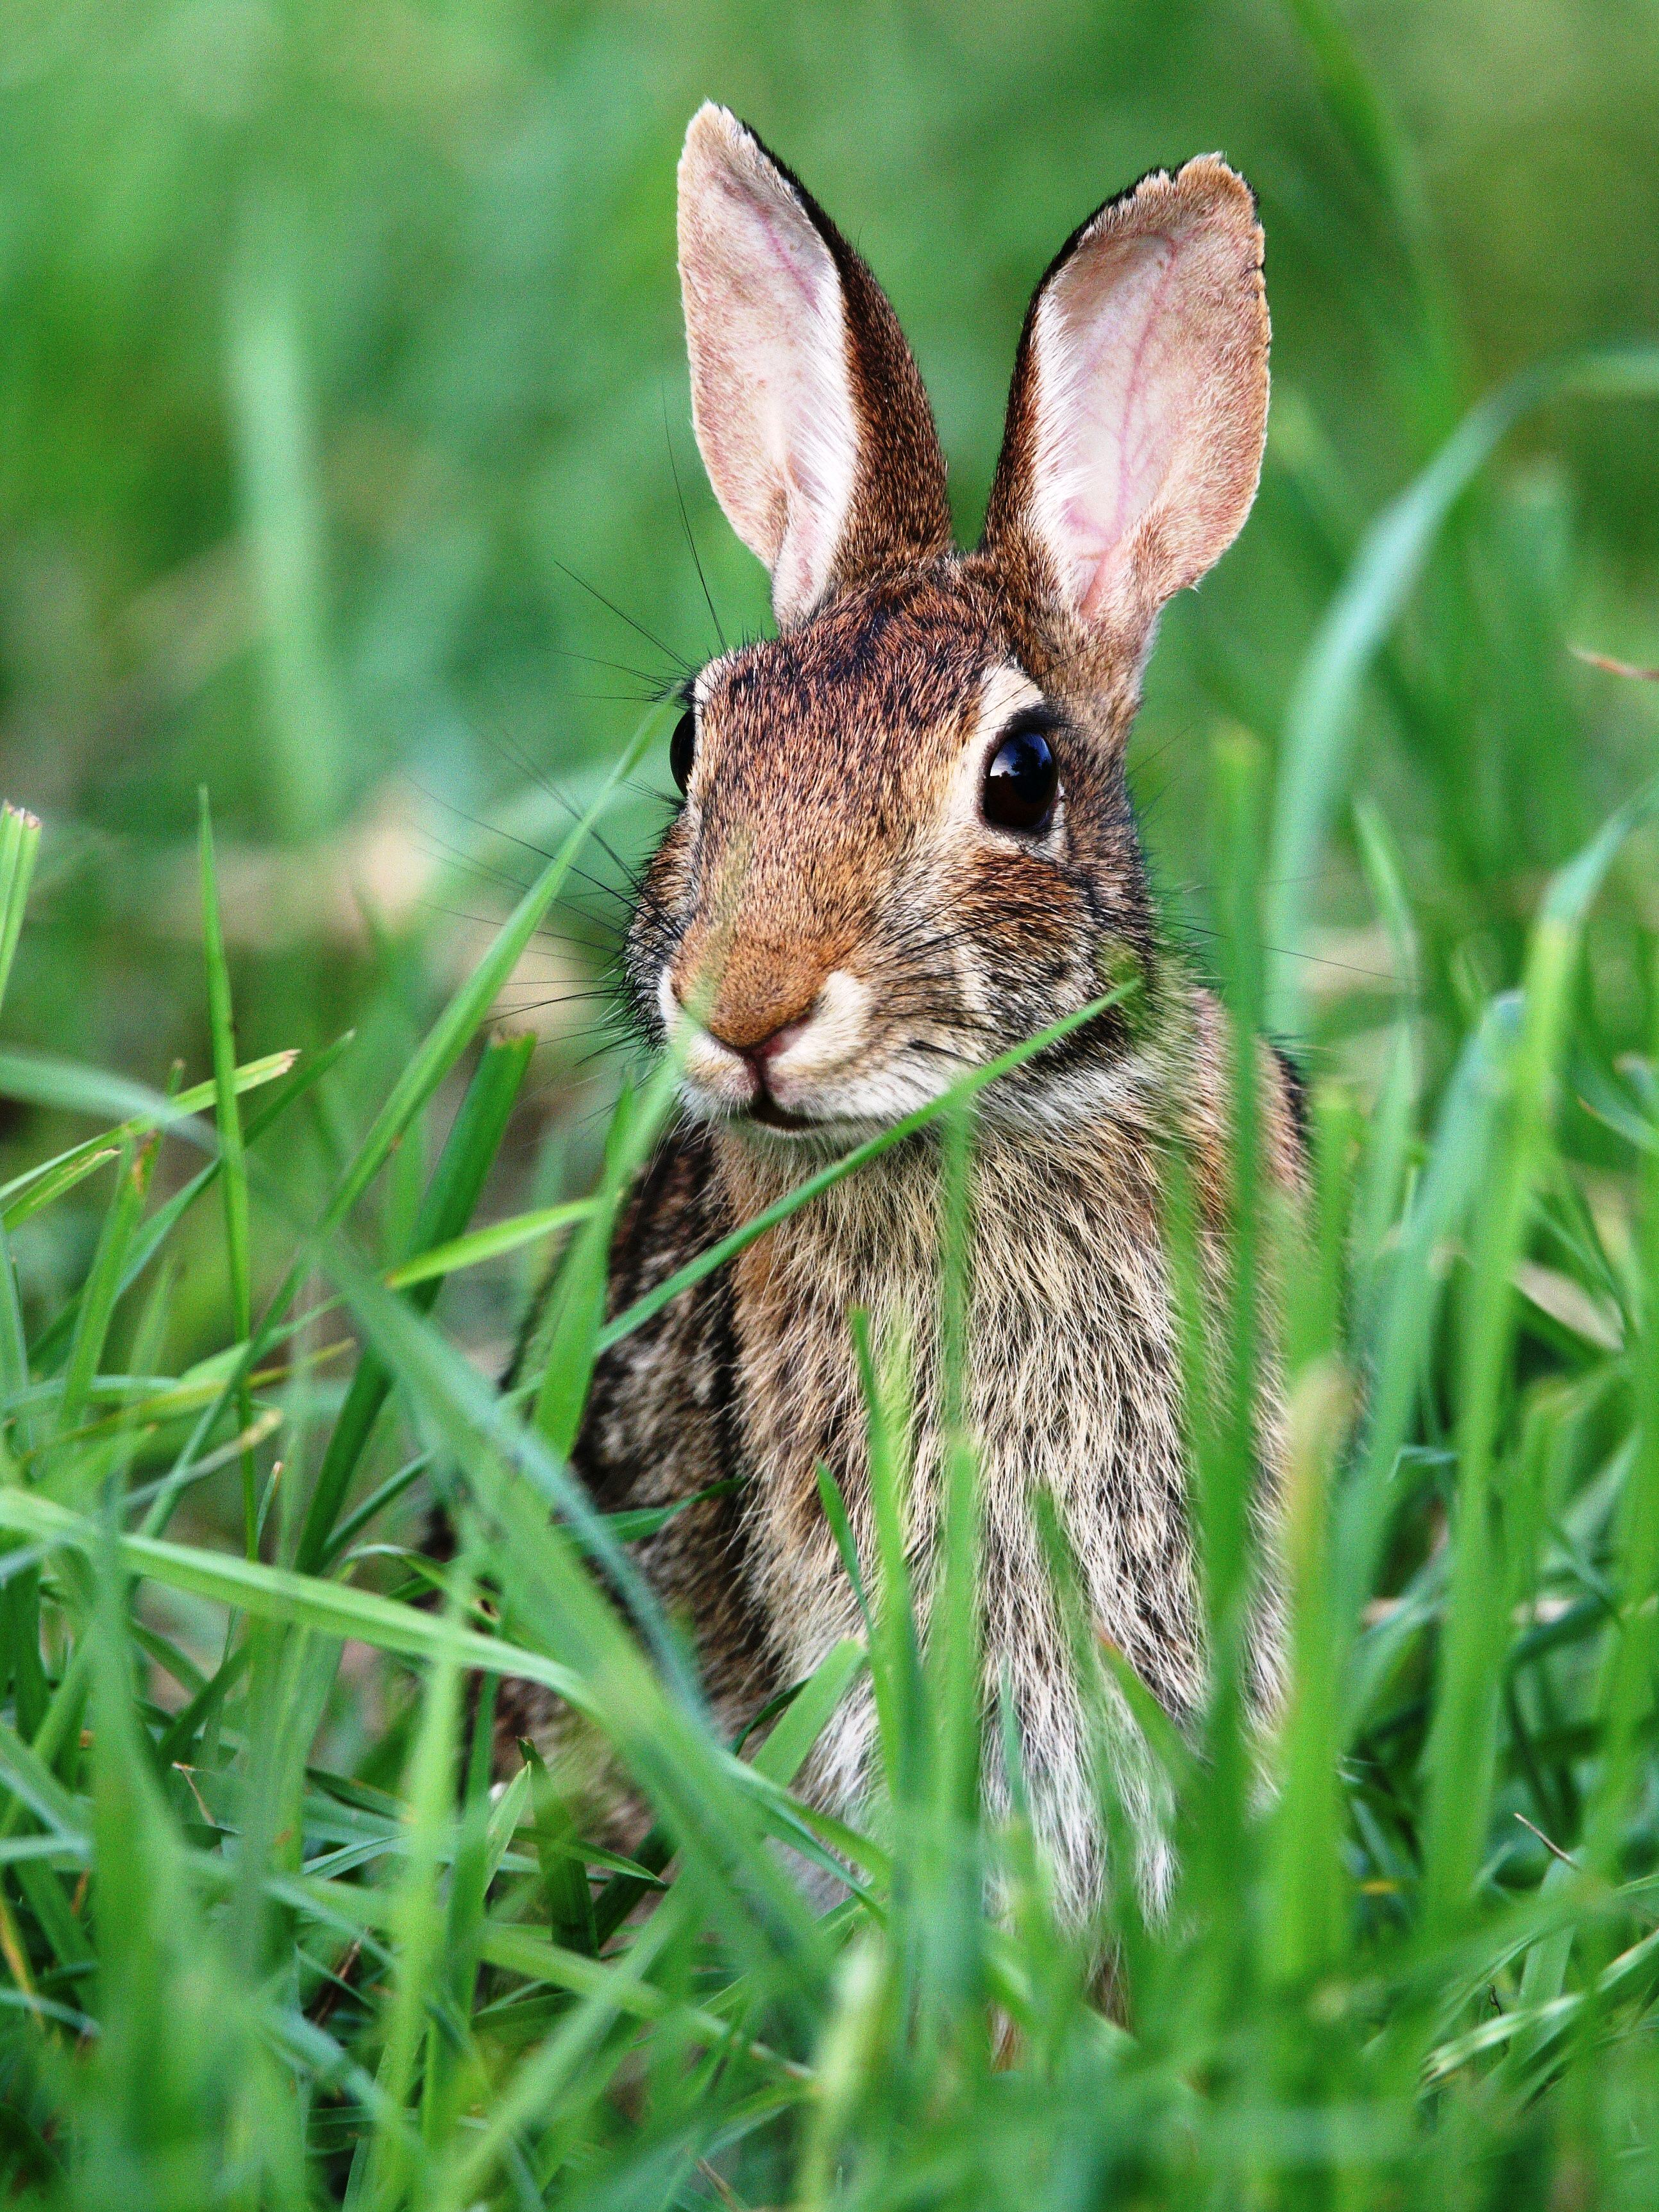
[982, 715, 1059, 832]
[670, 709, 696, 793]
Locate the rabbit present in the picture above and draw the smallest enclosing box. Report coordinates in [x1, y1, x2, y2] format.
[498, 104, 1304, 1916]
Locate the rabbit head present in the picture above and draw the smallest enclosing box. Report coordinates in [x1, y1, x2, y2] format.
[630, 103, 1269, 1140]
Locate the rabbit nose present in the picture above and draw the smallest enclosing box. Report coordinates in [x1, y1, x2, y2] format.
[711, 1009, 813, 1070]
[671, 941, 829, 1062]
[702, 993, 818, 1067]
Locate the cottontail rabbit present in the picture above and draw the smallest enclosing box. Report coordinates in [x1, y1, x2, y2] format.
[502, 105, 1302, 1912]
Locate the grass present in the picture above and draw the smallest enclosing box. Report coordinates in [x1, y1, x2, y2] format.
[3, 0, 1659, 2202]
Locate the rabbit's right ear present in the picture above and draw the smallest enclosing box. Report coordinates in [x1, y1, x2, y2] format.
[677, 105, 951, 629]
[982, 158, 1269, 666]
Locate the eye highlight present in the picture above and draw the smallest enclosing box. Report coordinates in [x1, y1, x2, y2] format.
[982, 709, 1060, 832]
[670, 708, 696, 793]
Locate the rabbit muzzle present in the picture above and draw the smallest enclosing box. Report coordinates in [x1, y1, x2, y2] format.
[659, 962, 877, 1135]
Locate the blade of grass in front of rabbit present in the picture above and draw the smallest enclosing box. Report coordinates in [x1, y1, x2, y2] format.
[852, 1306, 923, 1809]
[0, 810, 43, 1745]
[55, 1133, 156, 1442]
[422, 1594, 501, 2147]
[1331, 996, 1509, 1734]
[0, 808, 40, 1469]
[1157, 1091, 1216, 2000]
[528, 1063, 668, 1453]
[1350, 797, 1422, 1283]
[353, 1528, 474, 2209]
[1263, 1081, 1356, 1998]
[1197, 732, 1270, 2004]
[913, 1098, 986, 2076]
[0, 804, 41, 1020]
[1027, 1483, 1157, 2007]
[230, 1614, 342, 2078]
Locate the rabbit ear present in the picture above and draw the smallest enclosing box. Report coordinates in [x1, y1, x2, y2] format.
[677, 104, 951, 628]
[982, 157, 1268, 659]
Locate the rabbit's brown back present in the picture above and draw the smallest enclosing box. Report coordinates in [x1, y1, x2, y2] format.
[505, 106, 1299, 1910]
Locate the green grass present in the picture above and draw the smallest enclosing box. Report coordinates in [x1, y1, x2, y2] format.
[4, 0, 1659, 2202]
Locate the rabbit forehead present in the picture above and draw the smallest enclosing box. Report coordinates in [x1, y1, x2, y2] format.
[695, 571, 1005, 805]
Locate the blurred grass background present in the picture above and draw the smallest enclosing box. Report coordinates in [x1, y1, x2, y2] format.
[4, 8, 1659, 2202]
[1, 0, 1658, 1344]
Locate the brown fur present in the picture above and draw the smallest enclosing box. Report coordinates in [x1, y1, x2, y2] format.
[503, 111, 1298, 1915]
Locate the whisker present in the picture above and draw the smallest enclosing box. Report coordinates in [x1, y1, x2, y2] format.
[414, 830, 632, 932]
[1173, 919, 1402, 986]
[416, 899, 613, 956]
[548, 645, 671, 688]
[406, 774, 636, 913]
[664, 393, 727, 654]
[548, 554, 693, 673]
[469, 728, 643, 888]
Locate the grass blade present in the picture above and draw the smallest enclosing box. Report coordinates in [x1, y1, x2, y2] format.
[1266, 344, 1659, 1027]
[381, 1196, 595, 1291]
[56, 1136, 156, 1437]
[0, 804, 41, 1021]
[596, 985, 1129, 1358]
[199, 790, 257, 1552]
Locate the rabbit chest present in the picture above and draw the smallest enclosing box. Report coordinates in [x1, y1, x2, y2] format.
[712, 1108, 1211, 1810]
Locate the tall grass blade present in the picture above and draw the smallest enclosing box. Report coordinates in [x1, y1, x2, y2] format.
[532, 1060, 678, 1450]
[198, 791, 257, 1553]
[0, 806, 41, 1022]
[1266, 344, 1659, 1027]
[56, 1136, 156, 1439]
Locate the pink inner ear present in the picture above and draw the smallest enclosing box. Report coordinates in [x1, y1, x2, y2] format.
[680, 130, 859, 624]
[1041, 231, 1190, 621]
[715, 173, 826, 317]
[1016, 165, 1269, 639]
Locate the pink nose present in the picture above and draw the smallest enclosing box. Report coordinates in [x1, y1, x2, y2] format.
[706, 1008, 810, 1070]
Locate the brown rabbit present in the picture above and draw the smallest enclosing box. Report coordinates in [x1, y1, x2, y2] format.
[501, 105, 1302, 1911]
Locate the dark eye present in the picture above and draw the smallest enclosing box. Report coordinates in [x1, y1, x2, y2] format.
[982, 714, 1059, 832]
[670, 709, 696, 793]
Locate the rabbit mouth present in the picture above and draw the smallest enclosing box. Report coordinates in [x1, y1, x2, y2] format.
[743, 1092, 818, 1134]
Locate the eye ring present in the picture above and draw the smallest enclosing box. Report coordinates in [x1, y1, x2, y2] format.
[982, 711, 1060, 833]
[669, 708, 696, 793]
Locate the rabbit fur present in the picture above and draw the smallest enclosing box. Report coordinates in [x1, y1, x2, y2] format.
[498, 105, 1304, 1916]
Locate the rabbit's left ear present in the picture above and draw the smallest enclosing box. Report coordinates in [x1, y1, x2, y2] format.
[677, 105, 951, 628]
[982, 157, 1268, 661]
